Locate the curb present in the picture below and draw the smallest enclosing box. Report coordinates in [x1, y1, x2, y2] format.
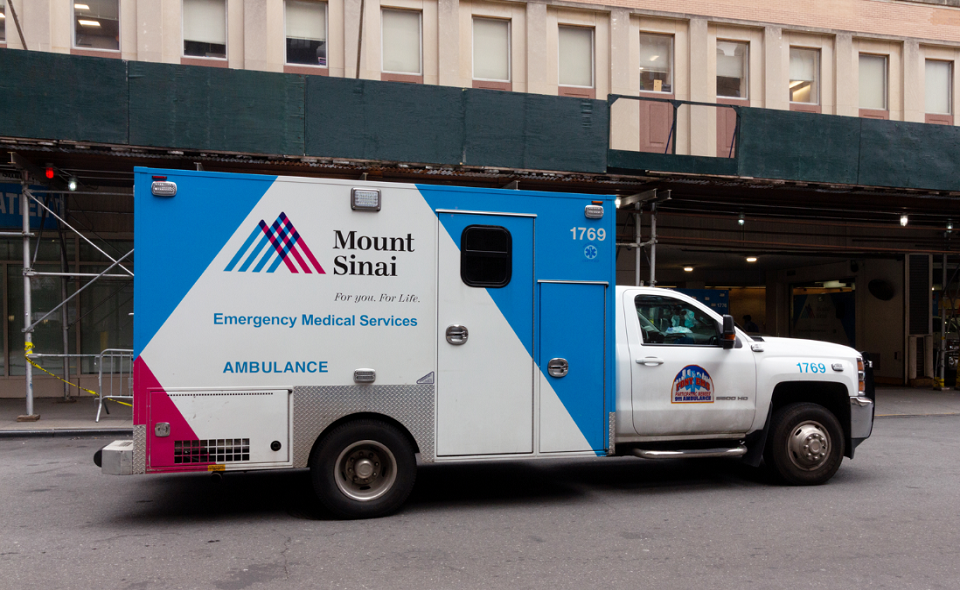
[0, 428, 133, 439]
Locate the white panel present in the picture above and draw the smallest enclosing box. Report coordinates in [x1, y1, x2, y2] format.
[473, 18, 510, 81]
[538, 374, 591, 452]
[436, 225, 532, 456]
[382, 9, 421, 74]
[926, 60, 952, 115]
[558, 26, 593, 87]
[859, 54, 888, 110]
[286, 0, 326, 41]
[183, 0, 226, 45]
[167, 389, 290, 465]
[141, 179, 438, 392]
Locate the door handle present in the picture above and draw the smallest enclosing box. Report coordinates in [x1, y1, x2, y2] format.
[547, 358, 569, 378]
[637, 356, 664, 366]
[445, 324, 468, 345]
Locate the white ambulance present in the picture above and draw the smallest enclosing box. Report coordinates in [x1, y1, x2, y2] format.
[97, 168, 874, 519]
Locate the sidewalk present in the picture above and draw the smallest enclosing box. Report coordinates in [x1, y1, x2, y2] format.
[0, 395, 132, 437]
[0, 386, 958, 438]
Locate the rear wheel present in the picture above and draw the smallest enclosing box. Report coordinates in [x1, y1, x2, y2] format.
[310, 419, 416, 519]
[765, 402, 844, 485]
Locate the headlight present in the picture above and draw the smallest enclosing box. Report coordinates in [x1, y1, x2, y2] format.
[857, 357, 865, 392]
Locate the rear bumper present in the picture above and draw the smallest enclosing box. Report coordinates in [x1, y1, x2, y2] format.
[99, 440, 135, 475]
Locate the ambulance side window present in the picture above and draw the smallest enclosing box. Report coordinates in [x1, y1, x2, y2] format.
[635, 294, 719, 346]
[461, 225, 512, 288]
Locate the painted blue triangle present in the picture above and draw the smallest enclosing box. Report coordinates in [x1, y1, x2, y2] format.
[134, 168, 276, 357]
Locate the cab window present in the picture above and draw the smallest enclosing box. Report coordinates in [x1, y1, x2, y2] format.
[635, 294, 719, 346]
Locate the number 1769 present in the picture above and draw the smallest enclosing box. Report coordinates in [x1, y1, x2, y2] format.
[570, 227, 606, 241]
[797, 362, 827, 373]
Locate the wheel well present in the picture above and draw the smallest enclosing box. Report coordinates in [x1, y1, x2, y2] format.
[771, 380, 851, 442]
[308, 412, 421, 464]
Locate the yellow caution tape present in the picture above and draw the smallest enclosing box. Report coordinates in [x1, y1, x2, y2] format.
[24, 343, 132, 407]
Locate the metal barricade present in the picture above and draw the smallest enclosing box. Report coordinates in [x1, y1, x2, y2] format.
[97, 349, 134, 423]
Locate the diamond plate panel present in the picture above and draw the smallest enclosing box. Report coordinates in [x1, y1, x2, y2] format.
[133, 425, 146, 474]
[292, 384, 435, 467]
[607, 412, 616, 456]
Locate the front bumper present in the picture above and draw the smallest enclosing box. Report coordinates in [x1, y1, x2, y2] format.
[850, 396, 874, 439]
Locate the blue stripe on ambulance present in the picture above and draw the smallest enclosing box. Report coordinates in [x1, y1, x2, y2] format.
[133, 168, 277, 358]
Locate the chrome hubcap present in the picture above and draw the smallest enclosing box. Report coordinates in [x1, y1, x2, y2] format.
[787, 421, 831, 471]
[334, 440, 397, 502]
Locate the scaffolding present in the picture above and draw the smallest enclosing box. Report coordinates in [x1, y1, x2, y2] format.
[9, 153, 134, 421]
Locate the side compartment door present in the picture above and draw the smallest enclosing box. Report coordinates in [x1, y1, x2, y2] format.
[625, 292, 757, 436]
[539, 282, 606, 452]
[147, 388, 291, 471]
[436, 214, 534, 456]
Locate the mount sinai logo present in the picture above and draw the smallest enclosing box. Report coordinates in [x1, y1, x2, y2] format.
[224, 212, 326, 274]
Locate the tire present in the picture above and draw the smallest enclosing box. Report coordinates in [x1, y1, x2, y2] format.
[764, 402, 845, 486]
[310, 419, 417, 519]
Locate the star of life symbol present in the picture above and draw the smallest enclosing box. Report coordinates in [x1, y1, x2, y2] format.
[224, 212, 326, 274]
[584, 244, 598, 260]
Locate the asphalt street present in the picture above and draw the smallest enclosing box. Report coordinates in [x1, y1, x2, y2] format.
[1, 415, 958, 590]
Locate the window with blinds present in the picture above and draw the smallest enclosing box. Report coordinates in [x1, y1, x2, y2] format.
[558, 26, 593, 88]
[717, 41, 748, 99]
[859, 54, 888, 110]
[473, 17, 510, 82]
[926, 60, 952, 115]
[789, 47, 819, 104]
[285, 1, 327, 67]
[382, 9, 422, 75]
[639, 33, 673, 93]
[183, 0, 226, 59]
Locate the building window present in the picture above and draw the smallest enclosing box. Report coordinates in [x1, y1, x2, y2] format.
[717, 41, 748, 99]
[381, 9, 422, 76]
[285, 1, 327, 67]
[73, 0, 120, 51]
[789, 47, 819, 104]
[183, 0, 226, 59]
[926, 59, 952, 115]
[1, 0, 8, 44]
[859, 54, 888, 111]
[558, 26, 593, 88]
[639, 33, 673, 93]
[473, 17, 510, 82]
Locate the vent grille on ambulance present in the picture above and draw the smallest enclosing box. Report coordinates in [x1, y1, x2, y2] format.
[174, 439, 250, 463]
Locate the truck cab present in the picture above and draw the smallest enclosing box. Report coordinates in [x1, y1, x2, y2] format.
[614, 286, 875, 485]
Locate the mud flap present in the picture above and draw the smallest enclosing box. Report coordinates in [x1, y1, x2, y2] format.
[741, 405, 773, 467]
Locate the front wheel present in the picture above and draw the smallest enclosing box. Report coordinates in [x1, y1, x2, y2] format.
[310, 419, 417, 519]
[764, 402, 844, 485]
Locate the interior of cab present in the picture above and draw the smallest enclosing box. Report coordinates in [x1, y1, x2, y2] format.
[635, 294, 720, 346]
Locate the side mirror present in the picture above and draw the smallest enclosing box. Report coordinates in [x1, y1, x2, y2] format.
[721, 315, 736, 349]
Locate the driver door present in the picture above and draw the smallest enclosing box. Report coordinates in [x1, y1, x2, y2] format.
[625, 291, 757, 436]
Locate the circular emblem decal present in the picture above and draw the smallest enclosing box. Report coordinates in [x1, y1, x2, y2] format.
[671, 365, 714, 403]
[584, 244, 598, 260]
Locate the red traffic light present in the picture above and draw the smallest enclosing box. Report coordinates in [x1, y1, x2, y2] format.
[44, 167, 55, 180]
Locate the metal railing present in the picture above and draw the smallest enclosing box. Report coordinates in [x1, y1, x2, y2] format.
[607, 95, 742, 158]
[96, 349, 133, 423]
